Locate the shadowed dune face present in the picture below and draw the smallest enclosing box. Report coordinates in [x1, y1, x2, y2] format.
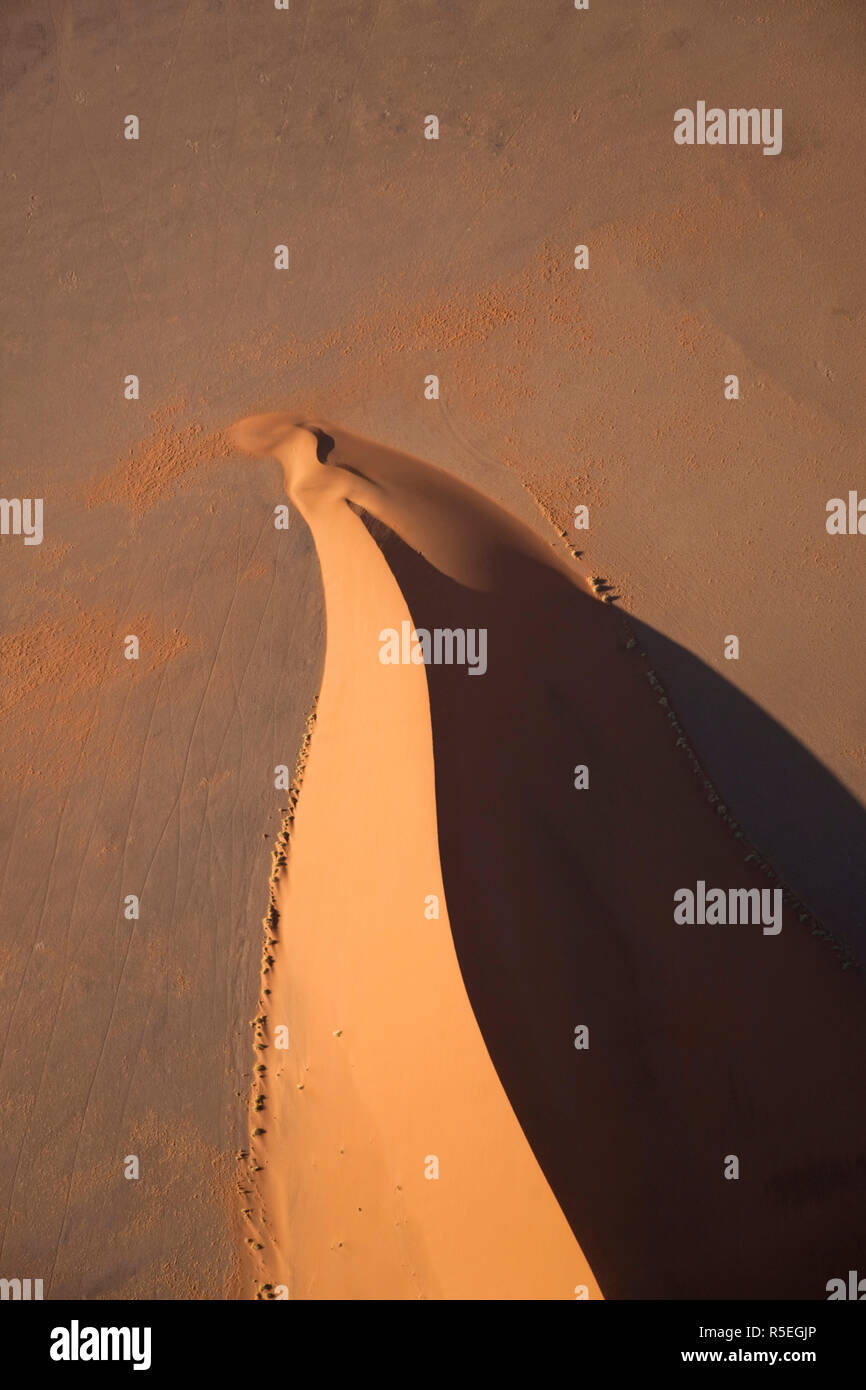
[372, 530, 866, 1299]
[626, 620, 866, 953]
[237, 415, 866, 1300]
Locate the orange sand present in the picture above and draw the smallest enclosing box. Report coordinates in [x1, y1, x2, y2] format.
[235, 419, 599, 1299]
[3, 0, 866, 1303]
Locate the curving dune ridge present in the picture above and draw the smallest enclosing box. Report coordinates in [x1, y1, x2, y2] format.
[231, 416, 599, 1299]
[231, 414, 866, 1301]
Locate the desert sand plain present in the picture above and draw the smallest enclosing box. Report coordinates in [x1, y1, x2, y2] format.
[1, 0, 865, 1299]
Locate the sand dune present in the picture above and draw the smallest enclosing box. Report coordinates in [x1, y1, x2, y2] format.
[230, 417, 599, 1299]
[3, 0, 865, 1305]
[231, 416, 866, 1300]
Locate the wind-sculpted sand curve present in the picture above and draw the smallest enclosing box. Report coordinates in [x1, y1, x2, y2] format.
[230, 414, 866, 1301]
[229, 415, 600, 1299]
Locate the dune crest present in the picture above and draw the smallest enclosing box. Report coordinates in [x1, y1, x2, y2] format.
[233, 415, 600, 1299]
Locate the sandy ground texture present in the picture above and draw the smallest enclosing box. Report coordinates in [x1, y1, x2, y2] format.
[1, 0, 865, 1298]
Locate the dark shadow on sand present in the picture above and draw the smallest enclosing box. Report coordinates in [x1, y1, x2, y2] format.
[627, 618, 866, 952]
[357, 508, 866, 1300]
